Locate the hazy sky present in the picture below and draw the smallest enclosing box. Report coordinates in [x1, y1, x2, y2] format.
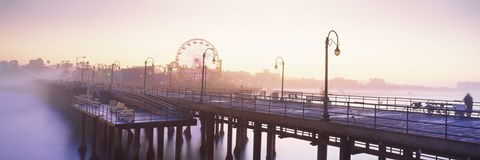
[1, 0, 479, 87]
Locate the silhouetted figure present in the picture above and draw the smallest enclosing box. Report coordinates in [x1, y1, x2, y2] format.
[463, 93, 473, 117]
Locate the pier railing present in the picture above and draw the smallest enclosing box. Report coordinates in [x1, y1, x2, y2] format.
[119, 86, 480, 143]
[72, 96, 183, 124]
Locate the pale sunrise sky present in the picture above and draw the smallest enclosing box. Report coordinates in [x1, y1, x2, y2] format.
[1, 0, 479, 87]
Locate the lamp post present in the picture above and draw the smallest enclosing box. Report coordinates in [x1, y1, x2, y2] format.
[92, 64, 105, 88]
[92, 66, 95, 88]
[322, 30, 341, 121]
[200, 48, 216, 103]
[76, 56, 86, 81]
[80, 61, 89, 85]
[155, 65, 168, 87]
[168, 66, 173, 88]
[111, 61, 121, 91]
[60, 60, 69, 81]
[274, 57, 285, 101]
[76, 56, 86, 68]
[144, 57, 155, 95]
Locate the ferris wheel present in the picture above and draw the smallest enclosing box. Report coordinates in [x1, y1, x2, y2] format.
[174, 38, 222, 80]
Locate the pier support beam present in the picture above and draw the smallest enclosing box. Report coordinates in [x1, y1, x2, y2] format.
[133, 128, 141, 160]
[184, 126, 192, 140]
[378, 142, 386, 160]
[127, 129, 134, 144]
[234, 119, 248, 155]
[106, 125, 115, 160]
[157, 127, 164, 160]
[317, 133, 328, 160]
[220, 116, 225, 135]
[225, 117, 233, 160]
[215, 115, 220, 137]
[243, 119, 249, 143]
[90, 117, 99, 160]
[175, 126, 183, 160]
[266, 124, 276, 160]
[234, 118, 242, 155]
[103, 123, 108, 149]
[253, 121, 262, 160]
[206, 114, 215, 160]
[79, 113, 87, 152]
[168, 127, 175, 138]
[339, 136, 352, 160]
[199, 113, 206, 156]
[415, 148, 421, 159]
[115, 128, 123, 160]
[403, 148, 413, 159]
[147, 127, 155, 160]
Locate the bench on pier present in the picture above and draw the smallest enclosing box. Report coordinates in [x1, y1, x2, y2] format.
[409, 102, 447, 114]
[109, 100, 134, 122]
[305, 95, 324, 105]
[285, 91, 303, 102]
[232, 92, 256, 102]
[409, 102, 466, 116]
[453, 104, 466, 117]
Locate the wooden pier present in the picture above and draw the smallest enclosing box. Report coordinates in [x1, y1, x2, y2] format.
[49, 81, 480, 160]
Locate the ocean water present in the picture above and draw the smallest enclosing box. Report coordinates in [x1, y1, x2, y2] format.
[0, 78, 394, 160]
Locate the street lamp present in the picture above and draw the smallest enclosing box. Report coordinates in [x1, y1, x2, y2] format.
[168, 65, 173, 88]
[155, 65, 168, 87]
[76, 56, 86, 68]
[60, 60, 70, 81]
[144, 57, 155, 95]
[274, 57, 285, 101]
[76, 56, 86, 81]
[92, 64, 105, 88]
[80, 61, 89, 85]
[322, 30, 341, 121]
[111, 61, 121, 91]
[200, 48, 216, 103]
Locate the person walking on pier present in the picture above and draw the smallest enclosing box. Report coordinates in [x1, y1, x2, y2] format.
[463, 93, 473, 117]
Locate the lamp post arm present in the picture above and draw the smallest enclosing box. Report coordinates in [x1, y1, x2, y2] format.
[327, 30, 340, 46]
[144, 57, 155, 94]
[200, 48, 215, 103]
[274, 56, 285, 100]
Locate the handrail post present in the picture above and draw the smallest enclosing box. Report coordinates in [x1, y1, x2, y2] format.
[334, 95, 337, 107]
[254, 96, 257, 111]
[184, 89, 187, 102]
[362, 97, 365, 109]
[406, 101, 410, 134]
[115, 108, 118, 124]
[374, 104, 377, 129]
[241, 93, 244, 109]
[229, 93, 232, 108]
[209, 91, 212, 103]
[302, 98, 305, 120]
[394, 97, 397, 111]
[347, 102, 350, 125]
[386, 97, 389, 110]
[445, 106, 448, 139]
[268, 97, 271, 114]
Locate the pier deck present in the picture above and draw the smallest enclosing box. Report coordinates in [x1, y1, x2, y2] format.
[137, 87, 480, 158]
[72, 96, 196, 129]
[68, 84, 480, 158]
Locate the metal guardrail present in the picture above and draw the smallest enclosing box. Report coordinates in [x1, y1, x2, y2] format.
[110, 86, 480, 143]
[72, 96, 180, 124]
